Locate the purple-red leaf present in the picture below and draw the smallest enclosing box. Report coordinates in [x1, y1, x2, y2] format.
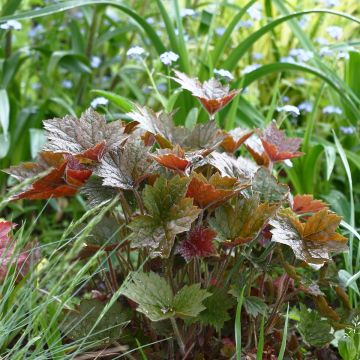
[42, 108, 126, 157]
[172, 71, 239, 115]
[259, 121, 304, 162]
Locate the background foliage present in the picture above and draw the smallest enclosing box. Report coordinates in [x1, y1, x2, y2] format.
[0, 0, 359, 358]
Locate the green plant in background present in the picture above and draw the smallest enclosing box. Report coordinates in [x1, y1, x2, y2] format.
[0, 0, 359, 359]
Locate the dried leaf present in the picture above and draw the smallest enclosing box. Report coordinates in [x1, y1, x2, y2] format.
[172, 71, 239, 115]
[177, 227, 217, 261]
[221, 128, 254, 153]
[259, 121, 304, 162]
[43, 108, 126, 157]
[95, 137, 154, 190]
[292, 194, 328, 214]
[128, 176, 200, 257]
[209, 195, 277, 245]
[270, 208, 347, 265]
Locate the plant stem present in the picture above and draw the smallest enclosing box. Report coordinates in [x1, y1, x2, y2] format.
[170, 317, 186, 355]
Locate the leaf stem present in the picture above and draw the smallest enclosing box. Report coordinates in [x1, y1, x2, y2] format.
[170, 317, 185, 355]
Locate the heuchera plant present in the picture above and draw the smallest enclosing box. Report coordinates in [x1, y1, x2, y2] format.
[3, 73, 349, 358]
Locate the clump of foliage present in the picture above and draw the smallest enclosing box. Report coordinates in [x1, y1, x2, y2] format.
[1, 72, 354, 359]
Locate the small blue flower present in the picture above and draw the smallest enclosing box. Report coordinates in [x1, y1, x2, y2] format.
[241, 64, 261, 74]
[323, 105, 342, 115]
[180, 8, 197, 18]
[315, 37, 329, 45]
[160, 51, 179, 66]
[277, 105, 300, 117]
[281, 96, 290, 103]
[339, 126, 355, 135]
[91, 97, 108, 108]
[252, 52, 263, 60]
[289, 48, 313, 63]
[323, 0, 339, 7]
[214, 69, 234, 82]
[326, 26, 342, 40]
[90, 56, 101, 68]
[0, 20, 22, 30]
[280, 56, 296, 63]
[319, 47, 333, 57]
[62, 80, 73, 89]
[74, 11, 84, 19]
[127, 46, 146, 60]
[299, 101, 313, 113]
[336, 51, 349, 60]
[146, 17, 155, 25]
[237, 20, 253, 29]
[31, 82, 41, 90]
[295, 77, 306, 85]
[28, 24, 44, 38]
[215, 27, 226, 36]
[247, 3, 262, 21]
[157, 83, 167, 93]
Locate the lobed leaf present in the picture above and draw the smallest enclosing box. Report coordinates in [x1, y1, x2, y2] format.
[259, 121, 304, 162]
[172, 71, 239, 115]
[95, 137, 154, 190]
[270, 209, 347, 265]
[210, 195, 277, 246]
[122, 272, 209, 321]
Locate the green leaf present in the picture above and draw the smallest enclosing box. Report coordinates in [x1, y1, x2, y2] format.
[0, 89, 9, 135]
[0, 132, 10, 159]
[29, 129, 46, 160]
[91, 90, 134, 113]
[47, 51, 91, 75]
[61, 299, 130, 343]
[173, 283, 210, 319]
[243, 296, 267, 318]
[128, 176, 200, 257]
[296, 304, 334, 347]
[122, 272, 209, 321]
[209, 195, 277, 245]
[338, 270, 360, 296]
[196, 290, 235, 331]
[251, 167, 289, 203]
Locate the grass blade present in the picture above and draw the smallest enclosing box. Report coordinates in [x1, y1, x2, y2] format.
[256, 316, 265, 360]
[212, 0, 257, 66]
[278, 303, 289, 360]
[235, 286, 245, 360]
[223, 9, 360, 70]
